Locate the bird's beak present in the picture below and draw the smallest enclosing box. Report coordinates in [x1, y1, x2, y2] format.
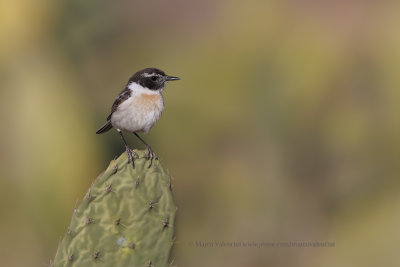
[166, 76, 180, 81]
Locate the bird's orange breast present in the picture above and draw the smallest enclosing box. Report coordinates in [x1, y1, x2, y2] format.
[136, 93, 163, 112]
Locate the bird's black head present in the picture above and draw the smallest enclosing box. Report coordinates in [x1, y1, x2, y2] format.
[128, 68, 180, 91]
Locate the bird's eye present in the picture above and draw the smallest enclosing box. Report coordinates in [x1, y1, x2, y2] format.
[151, 76, 157, 81]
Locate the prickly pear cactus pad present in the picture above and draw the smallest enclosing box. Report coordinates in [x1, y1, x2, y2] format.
[52, 150, 177, 267]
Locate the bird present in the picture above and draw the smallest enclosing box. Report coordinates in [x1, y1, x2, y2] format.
[96, 68, 180, 168]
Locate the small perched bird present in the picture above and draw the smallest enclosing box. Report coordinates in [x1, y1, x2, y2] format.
[96, 68, 180, 167]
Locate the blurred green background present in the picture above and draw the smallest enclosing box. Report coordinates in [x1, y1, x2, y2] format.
[1, 0, 400, 266]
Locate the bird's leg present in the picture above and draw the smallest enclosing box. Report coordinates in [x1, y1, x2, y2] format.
[134, 133, 158, 168]
[117, 129, 137, 167]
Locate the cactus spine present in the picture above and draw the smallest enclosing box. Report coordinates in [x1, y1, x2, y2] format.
[52, 150, 177, 267]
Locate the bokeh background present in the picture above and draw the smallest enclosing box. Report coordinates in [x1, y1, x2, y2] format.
[1, 0, 400, 266]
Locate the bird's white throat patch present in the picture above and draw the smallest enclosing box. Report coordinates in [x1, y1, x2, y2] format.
[128, 82, 161, 95]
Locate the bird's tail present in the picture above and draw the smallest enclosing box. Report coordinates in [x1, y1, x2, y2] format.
[96, 121, 113, 134]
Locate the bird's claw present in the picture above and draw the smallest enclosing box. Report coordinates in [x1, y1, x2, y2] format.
[146, 146, 158, 168]
[126, 146, 137, 168]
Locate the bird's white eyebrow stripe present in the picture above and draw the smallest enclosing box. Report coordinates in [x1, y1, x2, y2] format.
[142, 73, 157, 77]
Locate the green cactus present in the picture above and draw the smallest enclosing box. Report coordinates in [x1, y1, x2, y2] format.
[52, 150, 177, 267]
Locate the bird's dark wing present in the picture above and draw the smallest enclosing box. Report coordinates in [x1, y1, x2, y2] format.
[96, 87, 132, 134]
[106, 87, 132, 120]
